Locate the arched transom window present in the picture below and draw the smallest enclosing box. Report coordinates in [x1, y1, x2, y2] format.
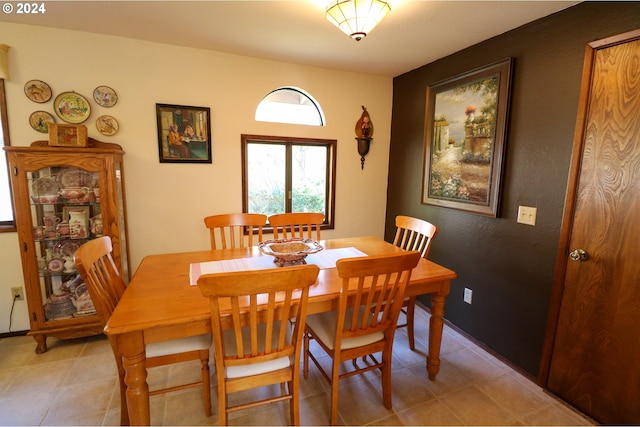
[255, 87, 325, 126]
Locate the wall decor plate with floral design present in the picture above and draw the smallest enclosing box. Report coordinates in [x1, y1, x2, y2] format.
[29, 110, 56, 133]
[96, 115, 119, 136]
[93, 85, 118, 107]
[54, 91, 91, 124]
[24, 79, 52, 103]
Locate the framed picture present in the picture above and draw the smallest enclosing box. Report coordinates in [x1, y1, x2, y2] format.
[156, 103, 212, 163]
[48, 123, 88, 147]
[422, 58, 512, 217]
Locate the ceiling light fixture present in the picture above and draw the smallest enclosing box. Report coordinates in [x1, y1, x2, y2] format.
[325, 0, 391, 41]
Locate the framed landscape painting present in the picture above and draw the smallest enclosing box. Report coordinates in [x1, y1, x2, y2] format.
[422, 58, 512, 217]
[156, 103, 212, 163]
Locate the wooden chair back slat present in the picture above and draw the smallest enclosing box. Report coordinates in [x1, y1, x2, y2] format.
[268, 212, 324, 240]
[200, 265, 318, 365]
[74, 236, 126, 326]
[204, 213, 267, 250]
[393, 215, 438, 258]
[336, 252, 420, 343]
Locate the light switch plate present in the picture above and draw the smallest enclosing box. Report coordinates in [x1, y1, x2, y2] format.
[463, 288, 473, 304]
[517, 206, 537, 226]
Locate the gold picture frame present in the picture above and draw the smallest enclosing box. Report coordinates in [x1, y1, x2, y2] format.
[48, 123, 88, 147]
[156, 103, 212, 163]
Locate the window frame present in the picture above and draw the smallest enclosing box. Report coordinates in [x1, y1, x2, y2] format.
[0, 79, 15, 232]
[255, 87, 325, 126]
[241, 134, 336, 233]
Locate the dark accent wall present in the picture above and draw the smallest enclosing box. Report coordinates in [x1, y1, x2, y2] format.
[387, 2, 640, 377]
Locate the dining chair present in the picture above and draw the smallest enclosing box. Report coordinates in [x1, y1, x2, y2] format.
[204, 213, 267, 250]
[74, 236, 212, 425]
[393, 215, 438, 350]
[303, 251, 421, 425]
[197, 264, 319, 426]
[268, 212, 324, 240]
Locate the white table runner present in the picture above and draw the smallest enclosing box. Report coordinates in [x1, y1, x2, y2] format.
[189, 247, 367, 286]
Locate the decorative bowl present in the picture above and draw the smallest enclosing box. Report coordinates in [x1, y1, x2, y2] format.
[258, 238, 323, 267]
[59, 186, 92, 203]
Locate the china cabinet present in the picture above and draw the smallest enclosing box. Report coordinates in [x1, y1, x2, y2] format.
[5, 139, 129, 353]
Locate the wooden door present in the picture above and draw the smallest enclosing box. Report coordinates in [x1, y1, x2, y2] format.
[540, 30, 640, 424]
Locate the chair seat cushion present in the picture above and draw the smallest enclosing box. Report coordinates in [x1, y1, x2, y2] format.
[226, 356, 291, 379]
[223, 321, 293, 379]
[306, 308, 384, 350]
[146, 334, 212, 358]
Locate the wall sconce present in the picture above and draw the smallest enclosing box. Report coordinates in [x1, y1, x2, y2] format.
[355, 105, 373, 169]
[0, 44, 9, 80]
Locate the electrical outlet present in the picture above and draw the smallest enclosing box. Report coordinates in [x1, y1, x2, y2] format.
[517, 205, 537, 226]
[11, 287, 24, 301]
[463, 287, 473, 304]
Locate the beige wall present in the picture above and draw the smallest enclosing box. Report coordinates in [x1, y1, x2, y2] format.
[0, 22, 393, 333]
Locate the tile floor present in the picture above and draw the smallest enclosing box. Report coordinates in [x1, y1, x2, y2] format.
[0, 307, 595, 426]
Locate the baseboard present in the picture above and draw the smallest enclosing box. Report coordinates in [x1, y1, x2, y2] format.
[0, 330, 28, 339]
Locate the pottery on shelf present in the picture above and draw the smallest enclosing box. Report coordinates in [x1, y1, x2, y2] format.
[69, 210, 88, 239]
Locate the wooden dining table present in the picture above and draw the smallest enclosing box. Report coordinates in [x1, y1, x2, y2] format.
[105, 236, 457, 425]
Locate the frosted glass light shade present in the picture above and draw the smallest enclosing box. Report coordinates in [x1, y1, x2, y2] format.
[326, 0, 391, 41]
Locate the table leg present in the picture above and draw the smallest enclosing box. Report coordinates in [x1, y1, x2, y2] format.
[117, 331, 150, 425]
[108, 335, 129, 426]
[427, 294, 446, 380]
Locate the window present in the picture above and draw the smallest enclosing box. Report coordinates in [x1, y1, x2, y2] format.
[255, 87, 325, 126]
[0, 79, 15, 231]
[241, 135, 336, 231]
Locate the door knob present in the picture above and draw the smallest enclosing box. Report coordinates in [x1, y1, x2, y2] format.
[569, 249, 588, 262]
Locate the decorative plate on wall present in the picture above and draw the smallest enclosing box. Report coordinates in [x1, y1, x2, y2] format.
[24, 79, 52, 103]
[96, 115, 119, 136]
[28, 110, 56, 133]
[93, 85, 118, 107]
[53, 91, 91, 124]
